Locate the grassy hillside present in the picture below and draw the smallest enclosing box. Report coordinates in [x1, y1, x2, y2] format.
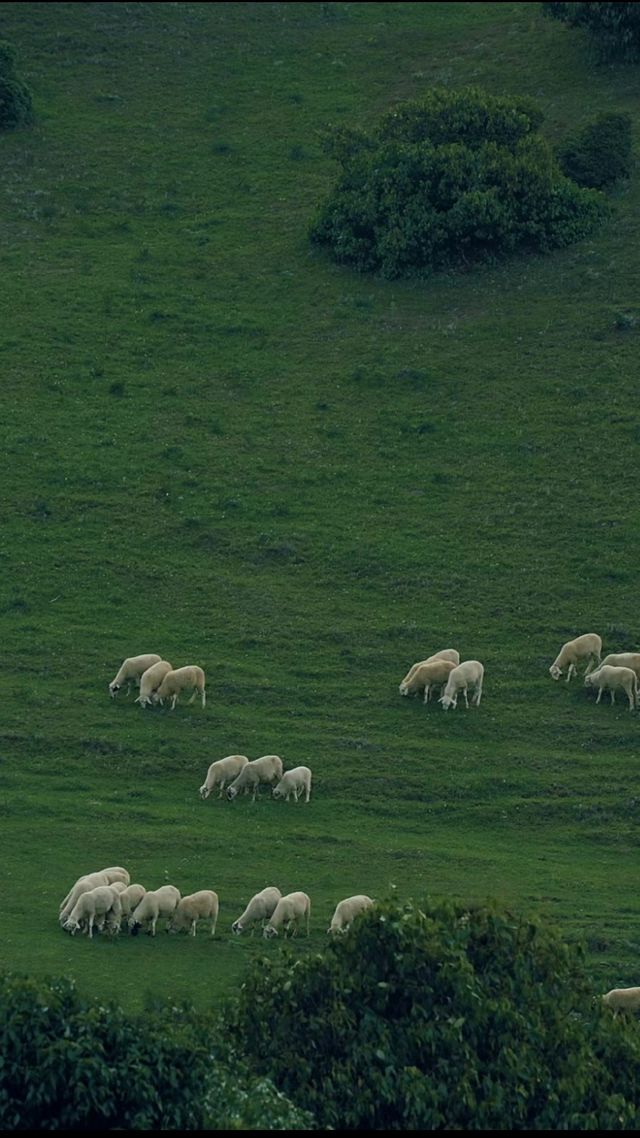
[1, 1, 639, 1010]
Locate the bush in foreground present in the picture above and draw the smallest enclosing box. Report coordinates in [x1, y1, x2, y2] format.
[228, 897, 640, 1131]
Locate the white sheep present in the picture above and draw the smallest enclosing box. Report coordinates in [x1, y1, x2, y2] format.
[154, 665, 206, 710]
[602, 987, 640, 1013]
[135, 660, 173, 708]
[109, 654, 162, 698]
[199, 754, 249, 800]
[59, 867, 130, 924]
[118, 884, 147, 918]
[232, 886, 282, 935]
[226, 755, 284, 802]
[272, 766, 312, 803]
[584, 665, 638, 711]
[400, 658, 458, 703]
[439, 660, 484, 710]
[399, 649, 460, 695]
[168, 890, 219, 937]
[328, 894, 374, 934]
[549, 633, 601, 682]
[64, 885, 123, 938]
[599, 653, 640, 681]
[263, 892, 311, 939]
[129, 885, 181, 936]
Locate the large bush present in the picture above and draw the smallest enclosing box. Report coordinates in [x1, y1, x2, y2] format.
[0, 40, 34, 131]
[228, 898, 640, 1131]
[309, 87, 608, 279]
[542, 3, 640, 60]
[557, 112, 633, 189]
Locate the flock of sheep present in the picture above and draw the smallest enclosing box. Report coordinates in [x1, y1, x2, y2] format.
[109, 654, 206, 709]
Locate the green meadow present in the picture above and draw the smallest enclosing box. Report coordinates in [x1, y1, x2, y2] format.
[1, 1, 639, 1010]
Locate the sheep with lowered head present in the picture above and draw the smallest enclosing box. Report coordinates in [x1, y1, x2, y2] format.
[599, 652, 640, 681]
[226, 755, 283, 802]
[59, 867, 130, 925]
[135, 660, 173, 708]
[549, 633, 601, 682]
[153, 665, 206, 710]
[400, 658, 458, 703]
[440, 660, 484, 710]
[328, 894, 374, 934]
[109, 654, 162, 698]
[64, 885, 123, 938]
[602, 987, 640, 1013]
[118, 884, 147, 918]
[263, 891, 311, 939]
[272, 766, 312, 803]
[399, 649, 460, 695]
[168, 890, 219, 937]
[200, 754, 249, 800]
[232, 886, 282, 935]
[128, 885, 181, 936]
[584, 665, 638, 711]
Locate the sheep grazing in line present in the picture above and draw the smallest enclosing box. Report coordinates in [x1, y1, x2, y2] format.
[226, 755, 284, 802]
[64, 885, 123, 938]
[599, 653, 640, 681]
[602, 987, 640, 1013]
[109, 654, 162, 698]
[168, 891, 219, 937]
[154, 665, 206, 710]
[328, 895, 374, 935]
[232, 886, 282, 935]
[584, 665, 638, 711]
[59, 867, 130, 925]
[118, 884, 147, 918]
[272, 766, 312, 803]
[440, 660, 484, 711]
[135, 660, 173, 708]
[399, 649, 460, 695]
[549, 633, 601, 682]
[400, 659, 458, 703]
[199, 754, 249, 800]
[129, 886, 181, 936]
[263, 892, 311, 939]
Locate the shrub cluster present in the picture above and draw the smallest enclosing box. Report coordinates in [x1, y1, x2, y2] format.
[0, 40, 34, 131]
[228, 898, 640, 1131]
[309, 87, 608, 279]
[542, 3, 640, 60]
[557, 112, 633, 189]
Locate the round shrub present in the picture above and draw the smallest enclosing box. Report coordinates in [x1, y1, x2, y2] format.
[0, 39, 34, 131]
[542, 3, 640, 61]
[558, 112, 633, 189]
[228, 897, 640, 1131]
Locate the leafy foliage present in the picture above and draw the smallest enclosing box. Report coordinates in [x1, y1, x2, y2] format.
[229, 898, 640, 1131]
[558, 112, 633, 189]
[309, 87, 608, 279]
[0, 39, 34, 130]
[542, 3, 640, 60]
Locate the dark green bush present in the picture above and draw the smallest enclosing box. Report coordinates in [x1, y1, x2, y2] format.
[0, 974, 313, 1131]
[558, 112, 633, 189]
[0, 39, 34, 130]
[309, 87, 608, 279]
[542, 3, 640, 60]
[228, 897, 640, 1131]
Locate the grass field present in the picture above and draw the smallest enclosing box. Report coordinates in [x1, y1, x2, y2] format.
[1, 1, 640, 1011]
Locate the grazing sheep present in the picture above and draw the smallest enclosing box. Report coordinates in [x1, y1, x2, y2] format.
[232, 887, 282, 935]
[439, 660, 484, 710]
[226, 755, 284, 802]
[135, 660, 173, 708]
[549, 633, 601, 682]
[263, 892, 311, 939]
[129, 885, 181, 936]
[584, 665, 638, 711]
[600, 653, 640, 681]
[64, 885, 123, 938]
[59, 867, 130, 924]
[200, 754, 249, 800]
[399, 649, 460, 695]
[272, 766, 312, 803]
[400, 658, 458, 703]
[602, 987, 640, 1013]
[154, 665, 206, 710]
[109, 655, 162, 698]
[118, 884, 147, 918]
[328, 894, 374, 934]
[168, 891, 219, 937]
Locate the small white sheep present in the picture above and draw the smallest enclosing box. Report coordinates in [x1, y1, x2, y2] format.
[109, 654, 162, 698]
[154, 665, 206, 710]
[226, 755, 284, 802]
[328, 894, 374, 934]
[118, 884, 147, 918]
[168, 890, 219, 937]
[64, 885, 123, 938]
[602, 987, 640, 1013]
[135, 660, 173, 708]
[549, 633, 601, 682]
[399, 649, 460, 695]
[199, 754, 249, 800]
[272, 766, 312, 803]
[129, 885, 181, 936]
[440, 660, 484, 710]
[263, 891, 311, 939]
[584, 665, 638, 711]
[400, 659, 458, 703]
[59, 867, 130, 924]
[232, 886, 282, 935]
[599, 653, 640, 681]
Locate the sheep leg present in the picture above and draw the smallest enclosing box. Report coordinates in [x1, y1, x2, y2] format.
[462, 688, 469, 709]
[170, 694, 178, 710]
[566, 663, 575, 683]
[88, 915, 94, 939]
[423, 685, 430, 704]
[190, 920, 197, 937]
[201, 689, 206, 708]
[150, 917, 157, 936]
[305, 786, 310, 803]
[595, 689, 603, 704]
[473, 681, 483, 707]
[610, 691, 615, 705]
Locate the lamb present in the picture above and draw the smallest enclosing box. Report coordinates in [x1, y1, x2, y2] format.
[168, 890, 219, 937]
[109, 654, 162, 698]
[584, 665, 638, 711]
[59, 867, 130, 924]
[232, 886, 282, 935]
[118, 884, 147, 918]
[328, 894, 374, 934]
[199, 754, 249, 800]
[64, 885, 123, 938]
[226, 755, 284, 802]
[399, 659, 458, 703]
[399, 649, 460, 695]
[599, 653, 640, 681]
[263, 892, 311, 939]
[129, 885, 181, 936]
[153, 665, 206, 710]
[549, 633, 601, 682]
[439, 660, 484, 710]
[135, 660, 173, 708]
[272, 766, 312, 803]
[602, 987, 640, 1013]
